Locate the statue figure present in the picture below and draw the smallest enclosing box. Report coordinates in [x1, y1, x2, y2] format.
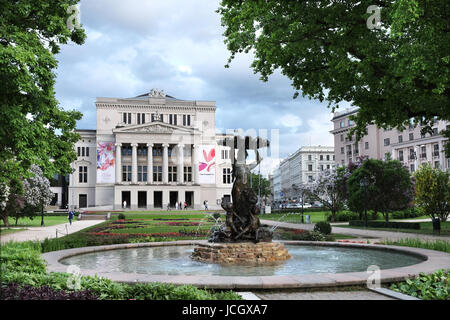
[210, 135, 273, 243]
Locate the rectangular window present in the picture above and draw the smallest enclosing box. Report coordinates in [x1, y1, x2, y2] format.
[326, 155, 330, 161]
[86, 147, 89, 157]
[128, 113, 131, 124]
[153, 166, 162, 182]
[153, 147, 162, 157]
[77, 147, 80, 157]
[184, 166, 192, 182]
[365, 142, 369, 149]
[137, 113, 141, 125]
[169, 114, 173, 124]
[223, 168, 232, 184]
[340, 134, 344, 142]
[308, 155, 312, 161]
[341, 147, 344, 154]
[187, 115, 191, 126]
[122, 165, 132, 182]
[320, 155, 323, 161]
[384, 138, 390, 146]
[138, 166, 148, 182]
[183, 114, 186, 126]
[398, 135, 403, 143]
[78, 166, 88, 183]
[174, 114, 177, 125]
[308, 164, 313, 171]
[81, 147, 85, 157]
[399, 150, 404, 162]
[327, 164, 330, 169]
[168, 166, 177, 182]
[409, 133, 414, 140]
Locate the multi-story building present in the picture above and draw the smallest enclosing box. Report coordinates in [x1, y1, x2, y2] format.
[271, 146, 335, 204]
[331, 107, 450, 172]
[67, 89, 233, 210]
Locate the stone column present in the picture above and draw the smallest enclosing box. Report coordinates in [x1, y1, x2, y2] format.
[147, 143, 153, 183]
[162, 143, 169, 184]
[192, 144, 200, 184]
[177, 144, 184, 184]
[115, 143, 122, 183]
[131, 143, 138, 184]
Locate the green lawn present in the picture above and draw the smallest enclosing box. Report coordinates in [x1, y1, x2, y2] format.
[0, 216, 69, 228]
[338, 221, 450, 236]
[0, 228, 27, 236]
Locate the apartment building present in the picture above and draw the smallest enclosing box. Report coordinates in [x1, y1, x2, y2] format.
[331, 107, 450, 172]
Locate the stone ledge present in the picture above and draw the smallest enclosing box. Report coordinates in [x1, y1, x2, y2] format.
[191, 242, 291, 266]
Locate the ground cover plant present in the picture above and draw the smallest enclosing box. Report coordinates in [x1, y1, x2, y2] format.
[338, 221, 450, 236]
[382, 239, 450, 254]
[0, 241, 241, 300]
[390, 270, 449, 300]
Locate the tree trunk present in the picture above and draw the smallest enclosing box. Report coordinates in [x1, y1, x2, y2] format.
[385, 211, 389, 222]
[2, 215, 9, 227]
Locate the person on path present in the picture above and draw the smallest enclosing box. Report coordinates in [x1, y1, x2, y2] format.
[184, 201, 187, 210]
[204, 200, 208, 210]
[68, 209, 74, 225]
[175, 202, 179, 210]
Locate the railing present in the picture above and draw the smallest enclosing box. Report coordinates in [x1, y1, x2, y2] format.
[55, 224, 69, 238]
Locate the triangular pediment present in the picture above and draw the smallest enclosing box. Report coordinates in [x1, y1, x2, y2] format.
[113, 122, 198, 135]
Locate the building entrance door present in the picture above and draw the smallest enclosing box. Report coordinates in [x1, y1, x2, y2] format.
[121, 191, 131, 208]
[153, 191, 162, 208]
[79, 194, 87, 208]
[169, 191, 178, 208]
[185, 191, 194, 208]
[138, 191, 147, 208]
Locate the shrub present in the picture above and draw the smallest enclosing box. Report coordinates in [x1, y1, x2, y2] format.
[390, 270, 449, 300]
[118, 213, 126, 220]
[326, 211, 359, 222]
[314, 221, 332, 235]
[383, 239, 450, 253]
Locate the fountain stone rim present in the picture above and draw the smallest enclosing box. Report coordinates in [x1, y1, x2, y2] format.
[41, 240, 450, 290]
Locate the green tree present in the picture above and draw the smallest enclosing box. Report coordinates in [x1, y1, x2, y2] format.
[0, 0, 86, 185]
[414, 164, 449, 222]
[250, 172, 271, 206]
[218, 0, 450, 155]
[347, 159, 413, 222]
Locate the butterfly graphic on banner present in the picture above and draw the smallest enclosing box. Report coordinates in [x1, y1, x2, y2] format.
[199, 148, 215, 172]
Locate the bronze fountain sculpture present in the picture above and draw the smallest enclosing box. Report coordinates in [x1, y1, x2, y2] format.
[191, 134, 290, 265]
[210, 134, 273, 243]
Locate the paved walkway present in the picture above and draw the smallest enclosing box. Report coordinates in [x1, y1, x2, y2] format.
[261, 220, 450, 242]
[255, 290, 394, 300]
[0, 220, 104, 243]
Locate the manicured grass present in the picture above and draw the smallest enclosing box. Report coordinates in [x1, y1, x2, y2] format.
[0, 228, 27, 236]
[383, 238, 450, 253]
[338, 221, 450, 236]
[0, 216, 69, 228]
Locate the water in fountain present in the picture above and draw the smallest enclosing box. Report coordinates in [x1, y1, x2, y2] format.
[269, 211, 306, 233]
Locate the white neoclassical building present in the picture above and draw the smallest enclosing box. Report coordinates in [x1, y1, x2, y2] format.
[68, 90, 233, 210]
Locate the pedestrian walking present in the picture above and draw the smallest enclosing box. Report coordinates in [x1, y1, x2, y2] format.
[204, 200, 208, 210]
[184, 201, 187, 210]
[68, 209, 74, 225]
[175, 202, 179, 210]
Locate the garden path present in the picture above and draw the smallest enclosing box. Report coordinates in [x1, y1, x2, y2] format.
[0, 220, 104, 243]
[260, 220, 450, 242]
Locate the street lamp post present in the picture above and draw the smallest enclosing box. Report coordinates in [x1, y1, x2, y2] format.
[360, 177, 369, 228]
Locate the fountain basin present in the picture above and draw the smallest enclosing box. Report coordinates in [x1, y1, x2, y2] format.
[42, 240, 450, 289]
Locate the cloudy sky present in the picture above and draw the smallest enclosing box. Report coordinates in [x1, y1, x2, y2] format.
[55, 0, 336, 176]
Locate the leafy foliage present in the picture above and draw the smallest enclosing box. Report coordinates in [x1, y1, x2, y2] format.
[390, 270, 449, 300]
[0, 0, 86, 186]
[414, 164, 450, 222]
[313, 221, 332, 235]
[218, 0, 450, 155]
[0, 241, 242, 300]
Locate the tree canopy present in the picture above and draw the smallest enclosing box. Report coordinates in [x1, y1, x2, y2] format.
[218, 0, 450, 152]
[0, 0, 86, 185]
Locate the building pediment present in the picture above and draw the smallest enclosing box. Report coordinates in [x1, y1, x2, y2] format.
[113, 122, 199, 135]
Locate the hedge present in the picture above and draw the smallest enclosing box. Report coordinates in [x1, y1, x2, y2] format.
[271, 207, 326, 214]
[349, 220, 421, 229]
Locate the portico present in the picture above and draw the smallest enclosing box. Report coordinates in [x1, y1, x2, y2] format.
[69, 90, 233, 210]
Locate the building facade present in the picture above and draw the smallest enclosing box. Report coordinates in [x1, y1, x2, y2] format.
[68, 90, 233, 210]
[331, 108, 450, 172]
[272, 146, 335, 204]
